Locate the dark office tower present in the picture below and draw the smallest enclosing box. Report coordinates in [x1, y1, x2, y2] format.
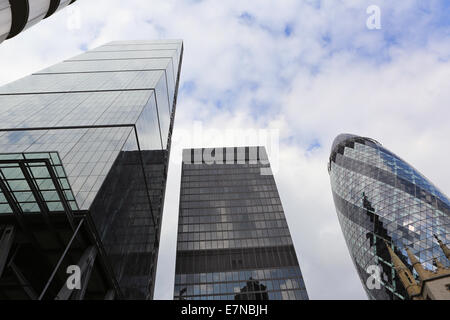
[329, 134, 450, 300]
[0, 40, 183, 299]
[0, 0, 77, 44]
[174, 147, 308, 300]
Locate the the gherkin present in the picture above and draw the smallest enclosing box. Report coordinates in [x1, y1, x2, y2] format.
[328, 134, 450, 300]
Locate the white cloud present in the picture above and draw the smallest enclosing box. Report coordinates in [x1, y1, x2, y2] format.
[0, 0, 448, 300]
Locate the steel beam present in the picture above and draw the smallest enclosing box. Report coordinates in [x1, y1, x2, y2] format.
[39, 219, 84, 300]
[0, 225, 15, 278]
[71, 246, 97, 300]
[10, 262, 39, 300]
[104, 289, 115, 300]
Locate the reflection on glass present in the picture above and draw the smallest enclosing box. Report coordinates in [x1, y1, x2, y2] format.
[234, 277, 268, 300]
[329, 134, 450, 300]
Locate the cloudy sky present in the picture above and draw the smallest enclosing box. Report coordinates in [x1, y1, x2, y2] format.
[0, 0, 449, 300]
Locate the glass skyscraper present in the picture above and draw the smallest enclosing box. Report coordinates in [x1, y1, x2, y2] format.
[174, 146, 308, 300]
[0, 0, 77, 44]
[329, 133, 450, 300]
[0, 40, 183, 299]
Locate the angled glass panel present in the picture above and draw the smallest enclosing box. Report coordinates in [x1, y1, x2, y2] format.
[0, 152, 78, 215]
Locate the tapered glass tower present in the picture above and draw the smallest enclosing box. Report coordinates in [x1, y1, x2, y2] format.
[174, 147, 308, 300]
[0, 40, 183, 299]
[329, 134, 450, 300]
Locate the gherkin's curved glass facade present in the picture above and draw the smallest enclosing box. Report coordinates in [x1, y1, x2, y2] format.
[329, 134, 450, 300]
[0, 0, 77, 44]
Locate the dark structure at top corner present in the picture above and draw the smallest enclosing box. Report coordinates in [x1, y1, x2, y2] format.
[331, 133, 381, 154]
[1, 0, 77, 43]
[182, 146, 269, 165]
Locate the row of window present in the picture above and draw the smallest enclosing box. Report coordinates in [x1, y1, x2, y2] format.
[181, 205, 284, 217]
[174, 281, 304, 297]
[181, 198, 281, 209]
[175, 278, 303, 294]
[178, 228, 291, 241]
[177, 237, 293, 251]
[175, 267, 302, 284]
[179, 212, 285, 224]
[183, 163, 265, 170]
[175, 289, 307, 300]
[181, 185, 277, 195]
[183, 167, 264, 176]
[181, 179, 275, 189]
[180, 191, 280, 202]
[178, 220, 288, 233]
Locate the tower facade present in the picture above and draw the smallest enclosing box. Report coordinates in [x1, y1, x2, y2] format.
[0, 0, 77, 44]
[174, 147, 308, 300]
[0, 40, 183, 299]
[329, 134, 450, 300]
